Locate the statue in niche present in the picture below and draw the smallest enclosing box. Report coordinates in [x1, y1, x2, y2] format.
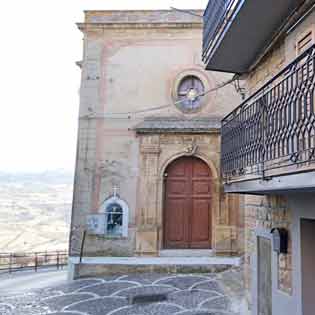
[98, 186, 129, 238]
[105, 202, 123, 236]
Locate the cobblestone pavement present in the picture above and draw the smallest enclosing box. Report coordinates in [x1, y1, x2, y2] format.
[0, 270, 245, 315]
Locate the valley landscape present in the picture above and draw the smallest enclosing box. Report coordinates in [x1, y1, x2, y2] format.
[0, 171, 73, 253]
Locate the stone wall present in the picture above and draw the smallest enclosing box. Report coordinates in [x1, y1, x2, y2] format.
[245, 41, 285, 95]
[244, 195, 292, 304]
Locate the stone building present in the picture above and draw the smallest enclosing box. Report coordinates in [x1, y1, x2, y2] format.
[203, 1, 315, 315]
[69, 10, 244, 276]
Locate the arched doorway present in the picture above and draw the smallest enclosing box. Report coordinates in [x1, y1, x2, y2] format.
[163, 156, 212, 249]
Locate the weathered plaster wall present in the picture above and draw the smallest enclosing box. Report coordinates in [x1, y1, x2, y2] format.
[70, 10, 243, 257]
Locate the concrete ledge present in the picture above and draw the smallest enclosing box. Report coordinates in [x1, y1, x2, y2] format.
[224, 171, 315, 194]
[68, 256, 241, 279]
[69, 256, 241, 265]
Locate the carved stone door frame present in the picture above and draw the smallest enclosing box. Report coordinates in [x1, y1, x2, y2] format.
[163, 156, 212, 249]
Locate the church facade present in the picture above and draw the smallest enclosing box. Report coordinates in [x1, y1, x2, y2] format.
[69, 10, 243, 264]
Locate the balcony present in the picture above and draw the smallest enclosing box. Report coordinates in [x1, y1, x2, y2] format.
[202, 0, 304, 73]
[221, 45, 315, 194]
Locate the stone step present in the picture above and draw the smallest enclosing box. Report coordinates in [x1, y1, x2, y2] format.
[68, 256, 241, 280]
[159, 249, 214, 257]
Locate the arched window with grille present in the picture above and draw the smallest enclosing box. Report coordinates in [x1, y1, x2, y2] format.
[99, 195, 129, 237]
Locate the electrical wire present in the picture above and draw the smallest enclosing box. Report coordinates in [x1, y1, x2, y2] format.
[169, 7, 203, 18]
[79, 75, 238, 120]
[80, 75, 239, 171]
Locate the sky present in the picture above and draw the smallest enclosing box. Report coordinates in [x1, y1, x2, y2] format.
[0, 0, 208, 173]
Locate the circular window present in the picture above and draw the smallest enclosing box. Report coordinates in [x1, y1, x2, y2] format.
[177, 75, 205, 113]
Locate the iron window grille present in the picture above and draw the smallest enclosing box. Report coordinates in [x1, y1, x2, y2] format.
[105, 203, 123, 236]
[177, 75, 205, 112]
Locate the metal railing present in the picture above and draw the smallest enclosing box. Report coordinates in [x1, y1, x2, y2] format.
[202, 0, 243, 65]
[221, 44, 315, 181]
[0, 251, 68, 274]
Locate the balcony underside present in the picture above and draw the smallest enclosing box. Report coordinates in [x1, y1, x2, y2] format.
[224, 171, 315, 195]
[205, 0, 302, 73]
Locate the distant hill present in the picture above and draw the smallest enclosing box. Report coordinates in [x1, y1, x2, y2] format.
[0, 169, 74, 185]
[0, 170, 73, 253]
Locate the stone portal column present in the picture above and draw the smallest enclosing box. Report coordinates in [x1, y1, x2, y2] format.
[135, 135, 161, 256]
[215, 192, 243, 254]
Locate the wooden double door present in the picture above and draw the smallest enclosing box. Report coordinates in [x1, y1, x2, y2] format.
[163, 156, 212, 249]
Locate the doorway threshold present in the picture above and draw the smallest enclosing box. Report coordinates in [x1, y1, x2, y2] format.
[159, 249, 214, 257]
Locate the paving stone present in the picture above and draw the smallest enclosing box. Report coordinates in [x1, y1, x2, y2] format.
[0, 272, 243, 315]
[0, 303, 14, 314]
[219, 269, 244, 298]
[65, 296, 128, 315]
[33, 287, 63, 299]
[200, 296, 230, 311]
[43, 293, 95, 311]
[53, 279, 104, 293]
[0, 292, 37, 305]
[78, 281, 139, 296]
[0, 292, 48, 314]
[109, 302, 183, 315]
[102, 275, 127, 282]
[120, 273, 167, 285]
[175, 310, 233, 315]
[155, 276, 210, 290]
[3, 303, 50, 315]
[113, 285, 176, 299]
[191, 281, 224, 293]
[168, 290, 219, 309]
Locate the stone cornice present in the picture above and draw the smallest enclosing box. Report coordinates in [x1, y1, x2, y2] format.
[135, 117, 221, 134]
[136, 128, 220, 135]
[77, 22, 203, 32]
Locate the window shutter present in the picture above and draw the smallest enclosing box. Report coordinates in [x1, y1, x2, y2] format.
[296, 28, 314, 55]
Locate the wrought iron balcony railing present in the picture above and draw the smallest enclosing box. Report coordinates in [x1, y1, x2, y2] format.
[221, 44, 315, 181]
[202, 0, 243, 66]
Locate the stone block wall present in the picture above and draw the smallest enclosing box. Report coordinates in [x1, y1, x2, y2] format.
[245, 41, 285, 95]
[244, 195, 292, 305]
